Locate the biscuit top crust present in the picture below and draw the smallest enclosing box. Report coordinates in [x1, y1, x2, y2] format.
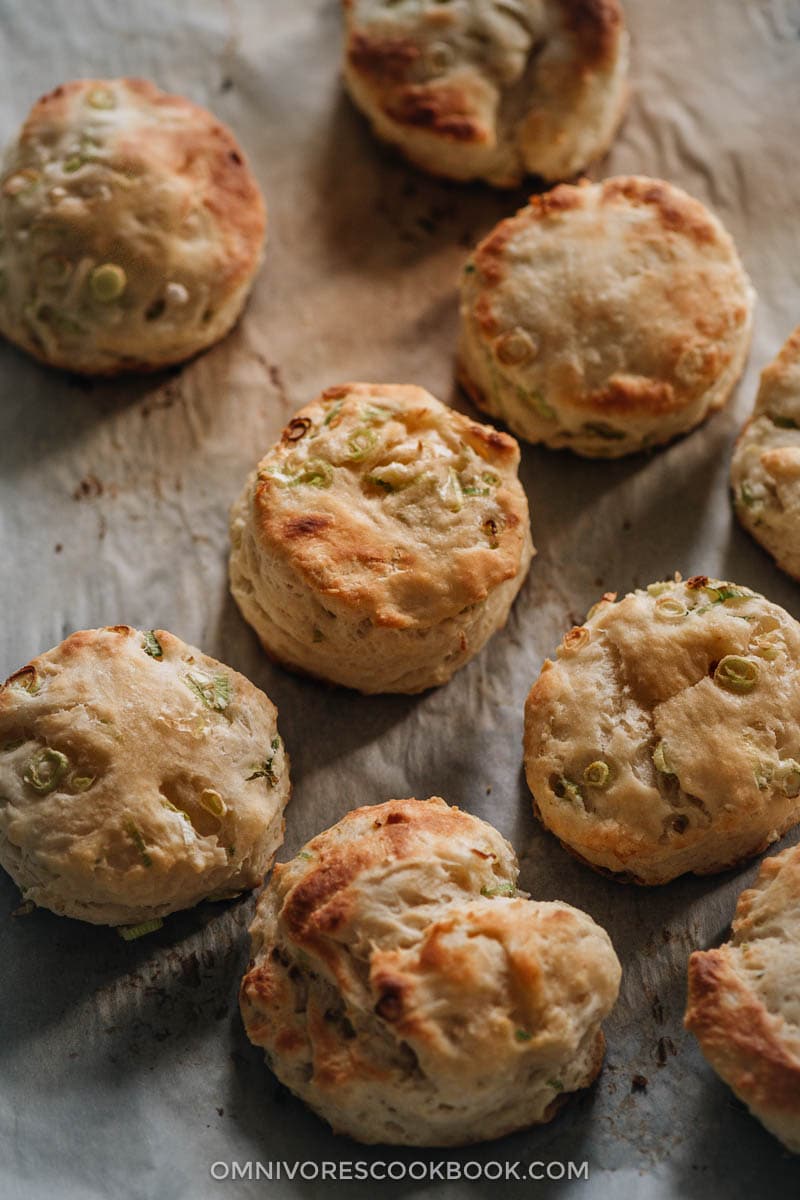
[686, 842, 800, 1134]
[524, 576, 800, 867]
[463, 176, 754, 420]
[242, 797, 620, 1096]
[247, 383, 531, 629]
[732, 326, 800, 527]
[0, 626, 288, 906]
[343, 0, 626, 183]
[0, 78, 265, 369]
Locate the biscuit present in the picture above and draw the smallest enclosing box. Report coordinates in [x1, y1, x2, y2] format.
[731, 327, 800, 580]
[686, 841, 800, 1153]
[523, 575, 800, 884]
[240, 796, 621, 1146]
[0, 626, 290, 926]
[341, 0, 629, 187]
[229, 383, 534, 693]
[0, 78, 265, 374]
[458, 177, 755, 456]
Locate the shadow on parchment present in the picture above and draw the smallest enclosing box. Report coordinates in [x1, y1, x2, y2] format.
[310, 84, 530, 277]
[0, 302, 280, 483]
[0, 863, 255, 1058]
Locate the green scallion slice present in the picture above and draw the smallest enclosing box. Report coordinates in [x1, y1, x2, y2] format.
[24, 748, 68, 794]
[142, 631, 163, 659]
[117, 917, 163, 941]
[186, 672, 232, 713]
[480, 882, 516, 898]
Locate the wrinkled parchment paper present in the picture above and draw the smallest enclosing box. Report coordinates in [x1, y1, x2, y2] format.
[2, 1, 800, 1196]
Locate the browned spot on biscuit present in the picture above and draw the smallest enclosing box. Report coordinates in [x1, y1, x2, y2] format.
[467, 423, 516, 455]
[383, 84, 486, 143]
[528, 183, 588, 218]
[601, 177, 717, 246]
[73, 474, 104, 500]
[321, 385, 351, 402]
[282, 416, 312, 443]
[240, 963, 279, 1007]
[586, 375, 677, 416]
[283, 514, 334, 539]
[374, 980, 406, 1022]
[274, 1027, 306, 1054]
[348, 32, 421, 80]
[283, 852, 365, 942]
[474, 220, 518, 284]
[474, 294, 500, 336]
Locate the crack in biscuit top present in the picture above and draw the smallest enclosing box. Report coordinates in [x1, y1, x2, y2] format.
[250, 384, 529, 628]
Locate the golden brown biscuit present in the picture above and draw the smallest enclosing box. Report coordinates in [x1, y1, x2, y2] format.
[342, 0, 629, 187]
[686, 841, 800, 1153]
[240, 796, 621, 1145]
[229, 383, 534, 693]
[731, 326, 800, 580]
[524, 575, 800, 884]
[0, 78, 265, 374]
[0, 626, 290, 926]
[459, 177, 755, 456]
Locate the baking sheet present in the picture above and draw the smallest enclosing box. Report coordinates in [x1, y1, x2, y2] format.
[2, 0, 800, 1196]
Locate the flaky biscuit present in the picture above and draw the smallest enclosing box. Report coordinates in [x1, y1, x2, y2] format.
[229, 383, 534, 693]
[342, 0, 629, 187]
[524, 576, 800, 884]
[458, 177, 755, 456]
[0, 626, 290, 926]
[240, 796, 621, 1146]
[731, 326, 800, 580]
[0, 78, 265, 374]
[686, 841, 800, 1153]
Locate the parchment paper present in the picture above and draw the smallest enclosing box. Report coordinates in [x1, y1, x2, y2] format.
[2, 1, 800, 1197]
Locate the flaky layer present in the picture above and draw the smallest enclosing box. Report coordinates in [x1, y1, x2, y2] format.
[240, 796, 621, 1145]
[229, 383, 534, 693]
[686, 841, 800, 1153]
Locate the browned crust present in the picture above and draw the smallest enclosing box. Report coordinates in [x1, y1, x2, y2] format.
[282, 514, 335, 540]
[585, 375, 678, 416]
[599, 176, 718, 246]
[20, 77, 265, 299]
[462, 175, 750, 430]
[249, 383, 529, 628]
[686, 948, 800, 1126]
[280, 799, 478, 950]
[382, 83, 487, 144]
[346, 31, 422, 82]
